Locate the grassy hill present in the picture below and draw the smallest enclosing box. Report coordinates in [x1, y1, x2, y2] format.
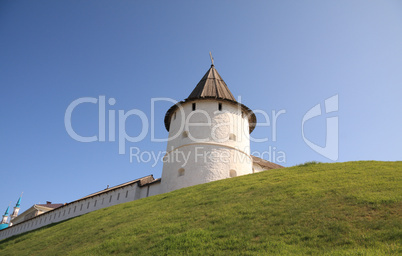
[0, 161, 401, 255]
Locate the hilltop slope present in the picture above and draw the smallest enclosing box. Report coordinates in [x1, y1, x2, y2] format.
[0, 161, 401, 255]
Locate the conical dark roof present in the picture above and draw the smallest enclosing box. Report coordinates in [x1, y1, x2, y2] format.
[164, 65, 256, 133]
[187, 65, 236, 101]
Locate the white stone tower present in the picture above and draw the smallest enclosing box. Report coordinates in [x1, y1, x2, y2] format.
[1, 207, 9, 225]
[10, 196, 21, 223]
[160, 63, 257, 193]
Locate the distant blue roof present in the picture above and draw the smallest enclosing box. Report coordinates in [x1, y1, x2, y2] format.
[0, 223, 8, 230]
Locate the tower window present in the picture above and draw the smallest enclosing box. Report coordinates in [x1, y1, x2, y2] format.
[229, 133, 236, 141]
[173, 112, 176, 120]
[192, 103, 196, 111]
[230, 170, 237, 178]
[178, 168, 185, 177]
[182, 131, 188, 138]
[219, 103, 222, 111]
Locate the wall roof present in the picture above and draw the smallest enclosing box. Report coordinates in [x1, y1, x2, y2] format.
[252, 156, 284, 170]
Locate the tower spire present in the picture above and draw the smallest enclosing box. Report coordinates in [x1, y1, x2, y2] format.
[164, 60, 256, 133]
[209, 52, 214, 66]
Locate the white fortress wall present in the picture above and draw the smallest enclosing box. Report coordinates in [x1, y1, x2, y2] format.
[252, 162, 264, 173]
[0, 178, 160, 240]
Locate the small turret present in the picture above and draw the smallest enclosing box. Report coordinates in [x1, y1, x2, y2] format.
[10, 195, 22, 221]
[1, 206, 9, 224]
[0, 206, 9, 230]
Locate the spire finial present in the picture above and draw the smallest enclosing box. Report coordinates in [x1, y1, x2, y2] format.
[209, 51, 214, 66]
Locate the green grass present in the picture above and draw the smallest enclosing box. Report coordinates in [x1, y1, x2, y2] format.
[0, 161, 401, 255]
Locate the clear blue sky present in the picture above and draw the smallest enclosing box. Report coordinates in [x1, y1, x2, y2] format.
[1, 1, 401, 213]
